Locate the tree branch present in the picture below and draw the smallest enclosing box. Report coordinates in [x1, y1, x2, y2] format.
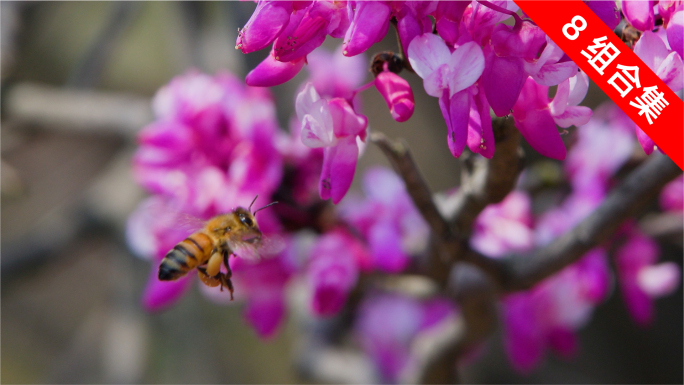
[497, 152, 682, 291]
[441, 118, 523, 238]
[369, 132, 454, 243]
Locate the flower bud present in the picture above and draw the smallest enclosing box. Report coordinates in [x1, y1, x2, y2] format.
[374, 70, 414, 122]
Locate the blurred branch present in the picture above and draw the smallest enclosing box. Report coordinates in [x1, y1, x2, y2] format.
[442, 118, 523, 238]
[497, 152, 682, 291]
[5, 83, 152, 137]
[68, 2, 140, 88]
[639, 212, 684, 241]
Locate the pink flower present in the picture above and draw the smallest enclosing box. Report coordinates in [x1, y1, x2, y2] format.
[615, 226, 681, 326]
[306, 45, 367, 100]
[355, 294, 458, 382]
[621, 0, 656, 32]
[236, 0, 294, 54]
[134, 71, 283, 217]
[307, 229, 366, 316]
[660, 175, 684, 212]
[564, 101, 635, 192]
[512, 74, 592, 160]
[296, 82, 368, 204]
[667, 9, 684, 58]
[343, 0, 392, 57]
[408, 33, 485, 158]
[503, 249, 611, 372]
[341, 167, 429, 273]
[586, 0, 621, 31]
[634, 31, 684, 92]
[375, 65, 415, 122]
[471, 191, 534, 258]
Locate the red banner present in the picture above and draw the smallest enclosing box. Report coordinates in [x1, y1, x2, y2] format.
[517, 0, 684, 170]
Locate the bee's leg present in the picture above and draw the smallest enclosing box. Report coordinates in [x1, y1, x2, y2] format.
[197, 266, 220, 287]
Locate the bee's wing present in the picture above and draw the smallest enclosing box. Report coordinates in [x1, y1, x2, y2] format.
[230, 234, 286, 261]
[174, 213, 206, 234]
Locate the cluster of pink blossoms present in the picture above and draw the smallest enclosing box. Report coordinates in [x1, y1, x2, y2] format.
[125, 0, 683, 378]
[126, 67, 431, 340]
[469, 101, 680, 372]
[238, 0, 682, 204]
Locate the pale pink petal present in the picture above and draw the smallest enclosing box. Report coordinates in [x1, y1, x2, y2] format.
[342, 1, 392, 57]
[448, 42, 485, 96]
[531, 61, 579, 86]
[660, 175, 684, 211]
[246, 54, 306, 87]
[637, 262, 681, 297]
[295, 82, 322, 120]
[549, 78, 570, 116]
[320, 137, 359, 204]
[407, 33, 451, 79]
[667, 10, 684, 58]
[300, 100, 336, 148]
[656, 51, 684, 91]
[440, 90, 470, 158]
[420, 63, 448, 97]
[634, 31, 669, 71]
[482, 51, 526, 116]
[553, 106, 593, 128]
[567, 71, 590, 106]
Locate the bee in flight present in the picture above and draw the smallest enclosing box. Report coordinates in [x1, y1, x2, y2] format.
[158, 196, 278, 300]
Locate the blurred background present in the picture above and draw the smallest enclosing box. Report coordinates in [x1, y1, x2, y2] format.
[1, 2, 681, 383]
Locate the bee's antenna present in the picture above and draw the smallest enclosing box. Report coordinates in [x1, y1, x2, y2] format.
[253, 201, 278, 216]
[248, 195, 259, 214]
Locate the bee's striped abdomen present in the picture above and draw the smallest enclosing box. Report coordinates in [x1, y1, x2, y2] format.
[158, 232, 213, 281]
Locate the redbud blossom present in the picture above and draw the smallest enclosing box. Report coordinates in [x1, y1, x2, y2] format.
[374, 68, 415, 122]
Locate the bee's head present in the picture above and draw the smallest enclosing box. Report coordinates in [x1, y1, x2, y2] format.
[233, 207, 261, 244]
[234, 207, 257, 228]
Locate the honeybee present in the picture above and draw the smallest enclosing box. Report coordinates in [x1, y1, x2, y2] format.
[158, 196, 278, 300]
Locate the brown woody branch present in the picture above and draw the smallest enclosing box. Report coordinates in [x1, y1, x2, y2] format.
[495, 152, 682, 291]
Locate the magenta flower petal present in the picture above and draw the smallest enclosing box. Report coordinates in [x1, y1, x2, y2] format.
[246, 54, 306, 87]
[440, 90, 470, 158]
[320, 137, 359, 204]
[244, 296, 285, 338]
[660, 175, 684, 211]
[622, 0, 655, 32]
[467, 87, 495, 158]
[547, 327, 578, 358]
[636, 124, 656, 154]
[515, 107, 567, 160]
[142, 268, 192, 312]
[503, 294, 544, 373]
[482, 50, 526, 116]
[308, 230, 359, 316]
[369, 222, 409, 273]
[342, 1, 391, 57]
[375, 71, 415, 122]
[272, 2, 330, 62]
[236, 0, 293, 54]
[586, 0, 621, 31]
[667, 10, 684, 58]
[328, 98, 368, 138]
